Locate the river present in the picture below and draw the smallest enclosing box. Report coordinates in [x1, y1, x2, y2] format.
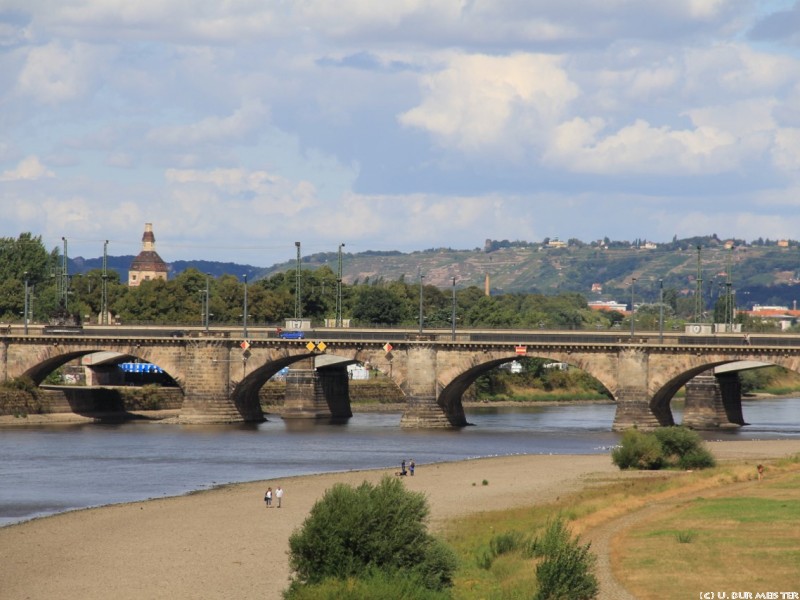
[1, 398, 799, 527]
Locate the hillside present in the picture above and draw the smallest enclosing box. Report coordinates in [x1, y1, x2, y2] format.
[261, 238, 800, 307]
[70, 235, 800, 308]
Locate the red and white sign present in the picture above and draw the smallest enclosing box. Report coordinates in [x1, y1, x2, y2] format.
[383, 343, 393, 353]
[240, 340, 250, 350]
[514, 345, 527, 356]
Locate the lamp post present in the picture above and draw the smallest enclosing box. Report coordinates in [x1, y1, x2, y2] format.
[23, 272, 29, 335]
[451, 276, 457, 341]
[630, 277, 637, 337]
[294, 242, 301, 319]
[101, 240, 109, 325]
[61, 237, 69, 310]
[658, 278, 664, 343]
[242, 274, 249, 339]
[336, 243, 345, 327]
[418, 266, 424, 335]
[204, 273, 211, 332]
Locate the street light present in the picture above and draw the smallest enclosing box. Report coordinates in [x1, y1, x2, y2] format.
[451, 276, 457, 341]
[23, 272, 29, 335]
[336, 243, 345, 328]
[242, 274, 249, 339]
[630, 277, 637, 337]
[658, 278, 664, 343]
[418, 266, 424, 335]
[205, 273, 211, 332]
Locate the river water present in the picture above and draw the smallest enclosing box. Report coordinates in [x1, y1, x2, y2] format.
[1, 399, 799, 527]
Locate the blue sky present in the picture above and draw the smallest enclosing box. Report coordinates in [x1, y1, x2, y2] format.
[2, 1, 800, 266]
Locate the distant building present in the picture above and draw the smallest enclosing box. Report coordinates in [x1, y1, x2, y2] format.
[546, 238, 567, 248]
[741, 304, 800, 331]
[778, 239, 789, 248]
[588, 300, 629, 314]
[591, 283, 603, 294]
[128, 223, 168, 287]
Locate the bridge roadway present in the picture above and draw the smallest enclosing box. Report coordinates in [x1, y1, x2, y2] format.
[2, 326, 799, 429]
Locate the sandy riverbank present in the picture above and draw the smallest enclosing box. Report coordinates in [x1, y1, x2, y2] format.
[1, 440, 798, 600]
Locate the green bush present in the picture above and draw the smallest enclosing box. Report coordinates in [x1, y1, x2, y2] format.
[612, 426, 716, 471]
[0, 376, 37, 393]
[677, 447, 716, 469]
[653, 426, 702, 458]
[284, 569, 452, 600]
[611, 429, 665, 470]
[489, 531, 524, 557]
[532, 518, 598, 600]
[287, 476, 457, 593]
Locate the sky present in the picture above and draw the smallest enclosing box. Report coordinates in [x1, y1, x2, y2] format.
[2, 1, 800, 266]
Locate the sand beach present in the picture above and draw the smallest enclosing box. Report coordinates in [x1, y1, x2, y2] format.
[1, 439, 798, 600]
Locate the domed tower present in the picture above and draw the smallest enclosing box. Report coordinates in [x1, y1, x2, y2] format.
[128, 223, 169, 286]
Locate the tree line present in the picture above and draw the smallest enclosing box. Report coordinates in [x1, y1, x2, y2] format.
[0, 233, 783, 331]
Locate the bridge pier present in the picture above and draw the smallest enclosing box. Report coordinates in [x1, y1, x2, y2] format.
[282, 359, 354, 422]
[682, 371, 743, 430]
[282, 358, 331, 420]
[612, 349, 670, 431]
[180, 342, 251, 423]
[318, 366, 353, 422]
[400, 346, 465, 428]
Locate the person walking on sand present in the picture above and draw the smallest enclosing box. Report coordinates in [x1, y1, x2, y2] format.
[276, 486, 283, 508]
[409, 459, 415, 476]
[264, 487, 272, 508]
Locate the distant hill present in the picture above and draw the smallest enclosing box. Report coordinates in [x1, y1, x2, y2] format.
[69, 256, 262, 283]
[70, 235, 800, 308]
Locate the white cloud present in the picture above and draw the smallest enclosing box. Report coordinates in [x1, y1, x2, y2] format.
[15, 41, 109, 105]
[147, 99, 270, 147]
[545, 117, 741, 174]
[0, 156, 55, 181]
[399, 52, 578, 156]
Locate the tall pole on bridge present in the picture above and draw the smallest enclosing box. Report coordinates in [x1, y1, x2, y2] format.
[23, 272, 29, 335]
[658, 278, 664, 344]
[418, 266, 424, 335]
[630, 277, 636, 338]
[242, 273, 249, 339]
[101, 240, 109, 325]
[451, 276, 457, 341]
[204, 273, 211, 332]
[294, 242, 301, 319]
[61, 237, 69, 311]
[336, 243, 345, 328]
[694, 245, 703, 323]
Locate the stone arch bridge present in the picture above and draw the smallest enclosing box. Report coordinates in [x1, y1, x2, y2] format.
[2, 331, 798, 429]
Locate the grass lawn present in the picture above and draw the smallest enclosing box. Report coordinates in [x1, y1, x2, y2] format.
[614, 464, 800, 599]
[443, 456, 800, 599]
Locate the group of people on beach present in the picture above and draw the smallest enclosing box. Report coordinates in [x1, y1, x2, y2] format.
[397, 458, 415, 476]
[264, 486, 283, 508]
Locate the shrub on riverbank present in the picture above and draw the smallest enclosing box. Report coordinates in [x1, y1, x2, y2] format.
[612, 427, 715, 470]
[285, 476, 457, 598]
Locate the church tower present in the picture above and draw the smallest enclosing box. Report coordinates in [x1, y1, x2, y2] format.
[128, 223, 169, 286]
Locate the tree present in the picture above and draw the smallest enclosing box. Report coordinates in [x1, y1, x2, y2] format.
[352, 286, 408, 325]
[287, 476, 457, 593]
